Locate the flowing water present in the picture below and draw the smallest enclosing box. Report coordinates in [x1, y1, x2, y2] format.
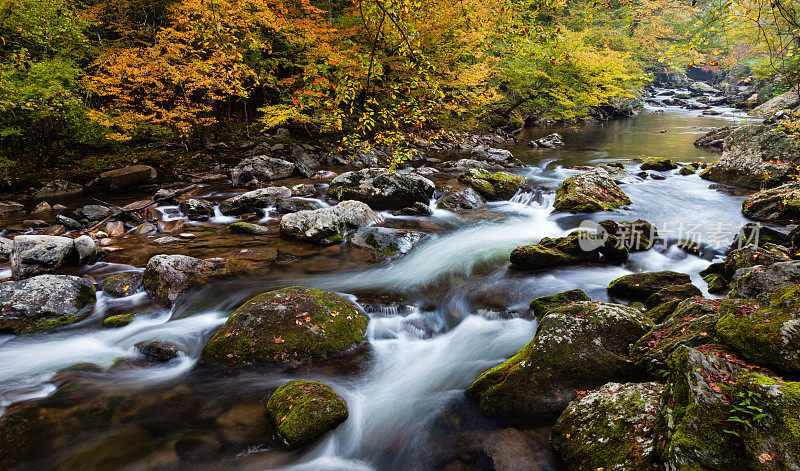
[0, 93, 762, 470]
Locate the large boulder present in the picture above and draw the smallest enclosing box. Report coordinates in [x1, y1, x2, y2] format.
[436, 186, 485, 211]
[529, 289, 590, 318]
[0, 275, 96, 334]
[658, 346, 800, 471]
[201, 286, 368, 366]
[741, 182, 800, 221]
[143, 254, 230, 305]
[752, 90, 799, 119]
[550, 382, 664, 471]
[553, 167, 631, 213]
[347, 226, 424, 261]
[510, 231, 628, 270]
[700, 125, 800, 189]
[265, 380, 349, 449]
[9, 235, 99, 279]
[607, 271, 692, 302]
[465, 301, 652, 418]
[458, 168, 525, 201]
[717, 284, 800, 375]
[470, 146, 522, 166]
[231, 156, 294, 186]
[728, 260, 800, 298]
[279, 200, 383, 244]
[95, 165, 157, 190]
[219, 186, 291, 215]
[327, 168, 435, 210]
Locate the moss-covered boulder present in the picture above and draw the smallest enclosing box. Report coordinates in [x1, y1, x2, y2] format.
[658, 346, 800, 470]
[679, 163, 698, 175]
[228, 221, 271, 235]
[509, 230, 628, 270]
[529, 289, 590, 317]
[328, 168, 435, 209]
[607, 271, 692, 302]
[102, 313, 135, 328]
[723, 244, 790, 280]
[632, 297, 725, 372]
[731, 223, 791, 250]
[550, 382, 665, 471]
[741, 182, 800, 221]
[346, 226, 424, 261]
[598, 219, 658, 251]
[643, 283, 702, 309]
[465, 301, 652, 418]
[728, 260, 800, 298]
[640, 157, 677, 171]
[265, 380, 348, 449]
[102, 272, 143, 298]
[553, 167, 631, 213]
[700, 125, 800, 189]
[717, 284, 800, 375]
[0, 275, 96, 334]
[202, 286, 368, 366]
[458, 168, 526, 200]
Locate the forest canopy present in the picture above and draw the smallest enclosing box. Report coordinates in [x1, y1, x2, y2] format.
[0, 0, 797, 168]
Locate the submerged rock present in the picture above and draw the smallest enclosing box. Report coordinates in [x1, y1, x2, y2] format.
[231, 156, 294, 186]
[607, 271, 692, 302]
[102, 272, 143, 298]
[143, 254, 230, 305]
[265, 380, 349, 449]
[347, 227, 424, 261]
[135, 341, 179, 363]
[470, 146, 522, 166]
[274, 197, 325, 214]
[458, 168, 525, 201]
[327, 168, 435, 210]
[0, 275, 96, 334]
[529, 289, 590, 317]
[201, 286, 368, 366]
[228, 222, 270, 235]
[465, 301, 652, 418]
[219, 186, 291, 215]
[550, 382, 664, 471]
[553, 167, 631, 213]
[436, 186, 485, 211]
[280, 200, 383, 244]
[700, 125, 800, 188]
[741, 182, 800, 221]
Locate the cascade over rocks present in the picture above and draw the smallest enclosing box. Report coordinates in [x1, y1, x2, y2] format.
[465, 301, 652, 418]
[265, 380, 349, 449]
[231, 156, 295, 186]
[279, 200, 383, 244]
[553, 167, 631, 213]
[0, 275, 96, 334]
[327, 168, 435, 209]
[458, 168, 525, 201]
[202, 286, 368, 366]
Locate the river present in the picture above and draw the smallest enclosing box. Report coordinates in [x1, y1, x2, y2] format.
[0, 91, 759, 470]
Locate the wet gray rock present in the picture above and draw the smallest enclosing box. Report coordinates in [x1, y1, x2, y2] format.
[143, 254, 230, 305]
[219, 186, 291, 215]
[11, 235, 77, 279]
[607, 271, 692, 302]
[393, 202, 434, 216]
[135, 341, 179, 363]
[102, 272, 143, 298]
[550, 382, 664, 471]
[0, 275, 96, 334]
[274, 197, 326, 214]
[441, 159, 500, 172]
[328, 168, 435, 210]
[529, 133, 564, 149]
[0, 201, 24, 213]
[728, 260, 800, 298]
[280, 200, 384, 244]
[0, 237, 12, 262]
[436, 187, 485, 211]
[33, 180, 84, 200]
[288, 146, 322, 178]
[95, 165, 157, 190]
[79, 204, 112, 221]
[470, 146, 521, 166]
[228, 222, 270, 235]
[179, 199, 214, 221]
[73, 235, 102, 266]
[347, 227, 424, 261]
[231, 156, 294, 186]
[55, 215, 83, 230]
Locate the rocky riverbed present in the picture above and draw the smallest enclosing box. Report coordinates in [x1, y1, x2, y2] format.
[0, 83, 799, 470]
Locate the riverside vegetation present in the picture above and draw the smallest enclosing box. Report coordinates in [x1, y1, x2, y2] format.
[1, 0, 800, 470]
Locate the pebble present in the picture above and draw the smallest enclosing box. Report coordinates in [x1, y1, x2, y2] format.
[178, 233, 196, 239]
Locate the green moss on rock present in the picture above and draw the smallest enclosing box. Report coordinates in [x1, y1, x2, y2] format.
[640, 157, 677, 171]
[458, 168, 525, 200]
[529, 289, 590, 317]
[201, 286, 368, 366]
[607, 271, 691, 302]
[265, 380, 348, 449]
[102, 313, 135, 328]
[553, 167, 631, 213]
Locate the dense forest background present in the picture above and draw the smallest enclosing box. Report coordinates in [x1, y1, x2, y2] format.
[0, 0, 797, 172]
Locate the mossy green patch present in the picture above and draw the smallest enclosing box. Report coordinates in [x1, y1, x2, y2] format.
[265, 380, 348, 449]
